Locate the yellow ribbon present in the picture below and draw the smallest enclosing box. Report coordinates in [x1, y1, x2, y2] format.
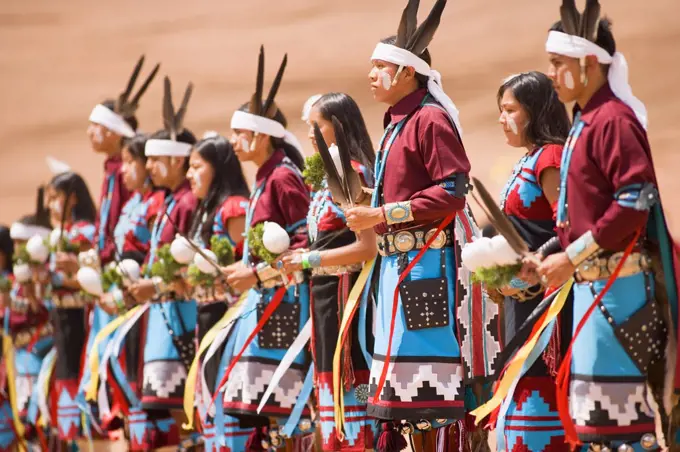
[3, 333, 27, 451]
[470, 279, 574, 423]
[182, 295, 246, 430]
[332, 259, 375, 441]
[38, 353, 56, 428]
[85, 306, 142, 401]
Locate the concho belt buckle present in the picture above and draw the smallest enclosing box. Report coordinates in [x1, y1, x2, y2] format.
[394, 231, 416, 253]
[425, 229, 447, 249]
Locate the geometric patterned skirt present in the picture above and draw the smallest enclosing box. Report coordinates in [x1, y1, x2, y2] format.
[568, 273, 657, 448]
[367, 246, 466, 423]
[311, 272, 374, 451]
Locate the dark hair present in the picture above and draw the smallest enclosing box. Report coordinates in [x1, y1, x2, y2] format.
[237, 103, 305, 171]
[313, 93, 375, 177]
[549, 18, 616, 73]
[122, 133, 150, 162]
[49, 172, 97, 224]
[0, 226, 13, 273]
[380, 35, 431, 88]
[148, 128, 198, 171]
[189, 136, 250, 245]
[101, 99, 139, 132]
[497, 71, 571, 147]
[17, 187, 52, 230]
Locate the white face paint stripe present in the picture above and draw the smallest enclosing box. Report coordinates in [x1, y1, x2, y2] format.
[240, 137, 251, 153]
[128, 165, 138, 184]
[379, 70, 392, 90]
[158, 162, 168, 179]
[563, 70, 575, 90]
[506, 116, 519, 136]
[194, 172, 203, 192]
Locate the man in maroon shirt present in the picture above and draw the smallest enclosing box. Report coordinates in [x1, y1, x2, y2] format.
[346, 0, 501, 448]
[87, 56, 159, 265]
[534, 1, 680, 449]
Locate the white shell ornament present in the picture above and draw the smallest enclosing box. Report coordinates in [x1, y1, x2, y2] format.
[490, 235, 521, 266]
[170, 235, 196, 264]
[117, 259, 141, 284]
[262, 222, 290, 255]
[26, 235, 50, 263]
[193, 249, 218, 275]
[77, 267, 103, 296]
[13, 264, 32, 283]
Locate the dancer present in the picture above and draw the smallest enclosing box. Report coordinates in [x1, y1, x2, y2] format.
[88, 55, 159, 265]
[489, 71, 572, 452]
[127, 76, 198, 450]
[214, 45, 312, 448]
[184, 134, 251, 451]
[278, 92, 377, 451]
[345, 0, 501, 449]
[535, 1, 680, 449]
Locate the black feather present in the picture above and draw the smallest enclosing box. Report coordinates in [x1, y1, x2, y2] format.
[580, 0, 601, 42]
[406, 0, 446, 56]
[313, 122, 347, 206]
[471, 177, 530, 257]
[250, 46, 265, 115]
[118, 55, 144, 110]
[395, 0, 420, 48]
[175, 83, 193, 135]
[162, 77, 175, 139]
[129, 62, 160, 108]
[263, 54, 287, 119]
[559, 0, 581, 36]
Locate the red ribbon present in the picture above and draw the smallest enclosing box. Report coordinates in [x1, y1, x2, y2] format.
[372, 213, 456, 404]
[555, 229, 641, 449]
[211, 283, 289, 407]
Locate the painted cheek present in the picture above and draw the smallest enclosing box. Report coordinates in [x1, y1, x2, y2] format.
[128, 165, 138, 183]
[241, 137, 251, 153]
[379, 70, 392, 90]
[51, 201, 62, 216]
[506, 116, 519, 136]
[158, 162, 168, 179]
[563, 70, 575, 90]
[194, 172, 202, 191]
[92, 127, 104, 144]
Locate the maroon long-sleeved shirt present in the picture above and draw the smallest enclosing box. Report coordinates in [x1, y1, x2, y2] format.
[557, 83, 656, 251]
[374, 88, 470, 234]
[96, 155, 132, 264]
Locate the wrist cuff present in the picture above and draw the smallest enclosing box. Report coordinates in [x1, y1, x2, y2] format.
[384, 201, 414, 225]
[565, 231, 600, 267]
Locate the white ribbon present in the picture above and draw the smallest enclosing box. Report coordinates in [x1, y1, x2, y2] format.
[545, 31, 648, 129]
[89, 104, 136, 138]
[230, 110, 304, 155]
[144, 139, 193, 157]
[10, 223, 50, 241]
[371, 43, 463, 135]
[257, 319, 311, 414]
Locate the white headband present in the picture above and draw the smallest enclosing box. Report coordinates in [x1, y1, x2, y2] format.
[545, 31, 648, 129]
[230, 110, 305, 155]
[89, 104, 136, 138]
[144, 139, 193, 157]
[10, 223, 51, 241]
[371, 43, 463, 135]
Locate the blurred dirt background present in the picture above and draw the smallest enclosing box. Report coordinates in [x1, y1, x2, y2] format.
[1, 0, 678, 238]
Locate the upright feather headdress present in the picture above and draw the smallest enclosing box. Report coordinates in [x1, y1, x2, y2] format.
[114, 55, 160, 117]
[248, 46, 288, 120]
[393, 0, 447, 55]
[161, 76, 193, 141]
[559, 0, 602, 42]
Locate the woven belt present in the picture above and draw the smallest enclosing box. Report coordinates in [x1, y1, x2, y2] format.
[14, 323, 54, 348]
[52, 292, 90, 308]
[575, 251, 650, 282]
[377, 226, 453, 257]
[311, 263, 362, 277]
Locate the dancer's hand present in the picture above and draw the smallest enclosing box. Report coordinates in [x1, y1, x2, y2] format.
[345, 206, 384, 232]
[536, 252, 574, 288]
[129, 279, 156, 303]
[223, 264, 257, 293]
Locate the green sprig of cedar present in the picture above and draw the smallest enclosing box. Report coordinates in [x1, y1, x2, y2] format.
[470, 262, 523, 290]
[302, 153, 325, 192]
